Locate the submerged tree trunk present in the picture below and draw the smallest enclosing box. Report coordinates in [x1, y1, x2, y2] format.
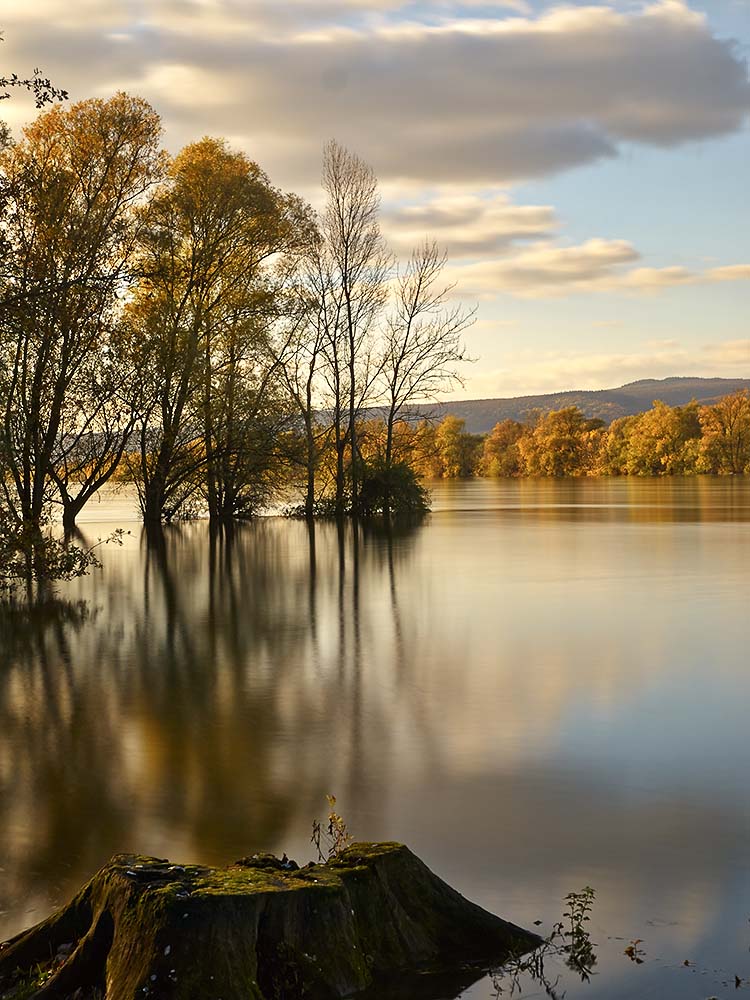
[142, 485, 165, 531]
[61, 497, 87, 538]
[335, 423, 346, 516]
[0, 842, 539, 1000]
[303, 409, 316, 519]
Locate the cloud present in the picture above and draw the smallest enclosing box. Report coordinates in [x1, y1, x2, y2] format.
[2, 0, 748, 187]
[620, 266, 696, 290]
[707, 264, 750, 282]
[465, 339, 750, 396]
[381, 189, 557, 256]
[444, 240, 750, 297]
[703, 339, 750, 364]
[378, 184, 750, 300]
[445, 238, 639, 295]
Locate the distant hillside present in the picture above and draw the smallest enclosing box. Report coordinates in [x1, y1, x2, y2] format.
[400, 377, 750, 434]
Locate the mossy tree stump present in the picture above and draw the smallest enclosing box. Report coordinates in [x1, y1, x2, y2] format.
[0, 842, 541, 999]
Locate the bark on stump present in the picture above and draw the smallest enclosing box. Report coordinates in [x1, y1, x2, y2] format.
[0, 841, 541, 1000]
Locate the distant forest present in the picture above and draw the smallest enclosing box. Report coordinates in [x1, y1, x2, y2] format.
[390, 391, 750, 479]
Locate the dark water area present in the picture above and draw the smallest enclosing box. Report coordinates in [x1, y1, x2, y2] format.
[1, 476, 750, 999]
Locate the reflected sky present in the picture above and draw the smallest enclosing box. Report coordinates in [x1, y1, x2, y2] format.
[1, 478, 750, 999]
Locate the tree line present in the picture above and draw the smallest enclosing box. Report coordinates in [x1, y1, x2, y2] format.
[380, 391, 750, 479]
[0, 93, 470, 588]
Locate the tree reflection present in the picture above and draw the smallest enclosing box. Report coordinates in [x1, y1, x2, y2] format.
[0, 515, 430, 944]
[0, 597, 90, 667]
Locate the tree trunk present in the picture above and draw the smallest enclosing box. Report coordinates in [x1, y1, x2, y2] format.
[204, 325, 219, 524]
[0, 842, 540, 1000]
[142, 486, 166, 532]
[304, 414, 316, 519]
[335, 432, 346, 516]
[61, 498, 86, 538]
[349, 397, 358, 519]
[347, 309, 358, 519]
[384, 408, 396, 517]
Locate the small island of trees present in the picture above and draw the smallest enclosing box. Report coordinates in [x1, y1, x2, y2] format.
[0, 93, 470, 590]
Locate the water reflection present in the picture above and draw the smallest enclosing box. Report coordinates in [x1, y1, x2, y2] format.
[0, 598, 90, 666]
[0, 516, 425, 932]
[431, 475, 750, 523]
[1, 479, 750, 1000]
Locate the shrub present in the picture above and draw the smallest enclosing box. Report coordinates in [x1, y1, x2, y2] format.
[358, 459, 430, 517]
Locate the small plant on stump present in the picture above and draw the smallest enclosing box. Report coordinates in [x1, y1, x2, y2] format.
[311, 794, 353, 862]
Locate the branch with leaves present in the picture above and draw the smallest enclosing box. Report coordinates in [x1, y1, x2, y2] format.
[0, 32, 67, 107]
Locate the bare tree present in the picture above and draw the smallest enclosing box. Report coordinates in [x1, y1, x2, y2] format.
[321, 141, 391, 516]
[379, 240, 473, 493]
[276, 243, 334, 518]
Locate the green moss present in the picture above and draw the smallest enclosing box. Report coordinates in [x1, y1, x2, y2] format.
[1, 842, 540, 1000]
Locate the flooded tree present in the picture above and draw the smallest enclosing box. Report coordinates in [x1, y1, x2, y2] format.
[277, 240, 334, 519]
[1, 99, 475, 538]
[0, 93, 164, 574]
[377, 240, 472, 512]
[124, 137, 307, 528]
[320, 141, 391, 516]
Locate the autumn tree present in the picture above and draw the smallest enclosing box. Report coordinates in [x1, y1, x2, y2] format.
[433, 415, 481, 478]
[126, 137, 306, 528]
[410, 420, 441, 478]
[481, 419, 525, 476]
[0, 93, 164, 554]
[623, 400, 701, 475]
[698, 390, 750, 474]
[598, 414, 637, 475]
[518, 407, 603, 477]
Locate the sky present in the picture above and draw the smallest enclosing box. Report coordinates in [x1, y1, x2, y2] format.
[2, 0, 749, 399]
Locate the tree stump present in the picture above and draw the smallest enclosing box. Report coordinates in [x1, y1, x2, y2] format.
[0, 842, 541, 999]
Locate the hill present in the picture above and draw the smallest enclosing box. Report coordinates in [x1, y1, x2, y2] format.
[403, 377, 750, 434]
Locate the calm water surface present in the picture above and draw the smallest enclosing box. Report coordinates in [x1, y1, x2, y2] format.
[1, 477, 750, 999]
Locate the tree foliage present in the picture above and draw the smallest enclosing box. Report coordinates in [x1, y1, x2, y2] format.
[519, 407, 603, 477]
[0, 94, 163, 583]
[124, 136, 308, 526]
[698, 390, 750, 474]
